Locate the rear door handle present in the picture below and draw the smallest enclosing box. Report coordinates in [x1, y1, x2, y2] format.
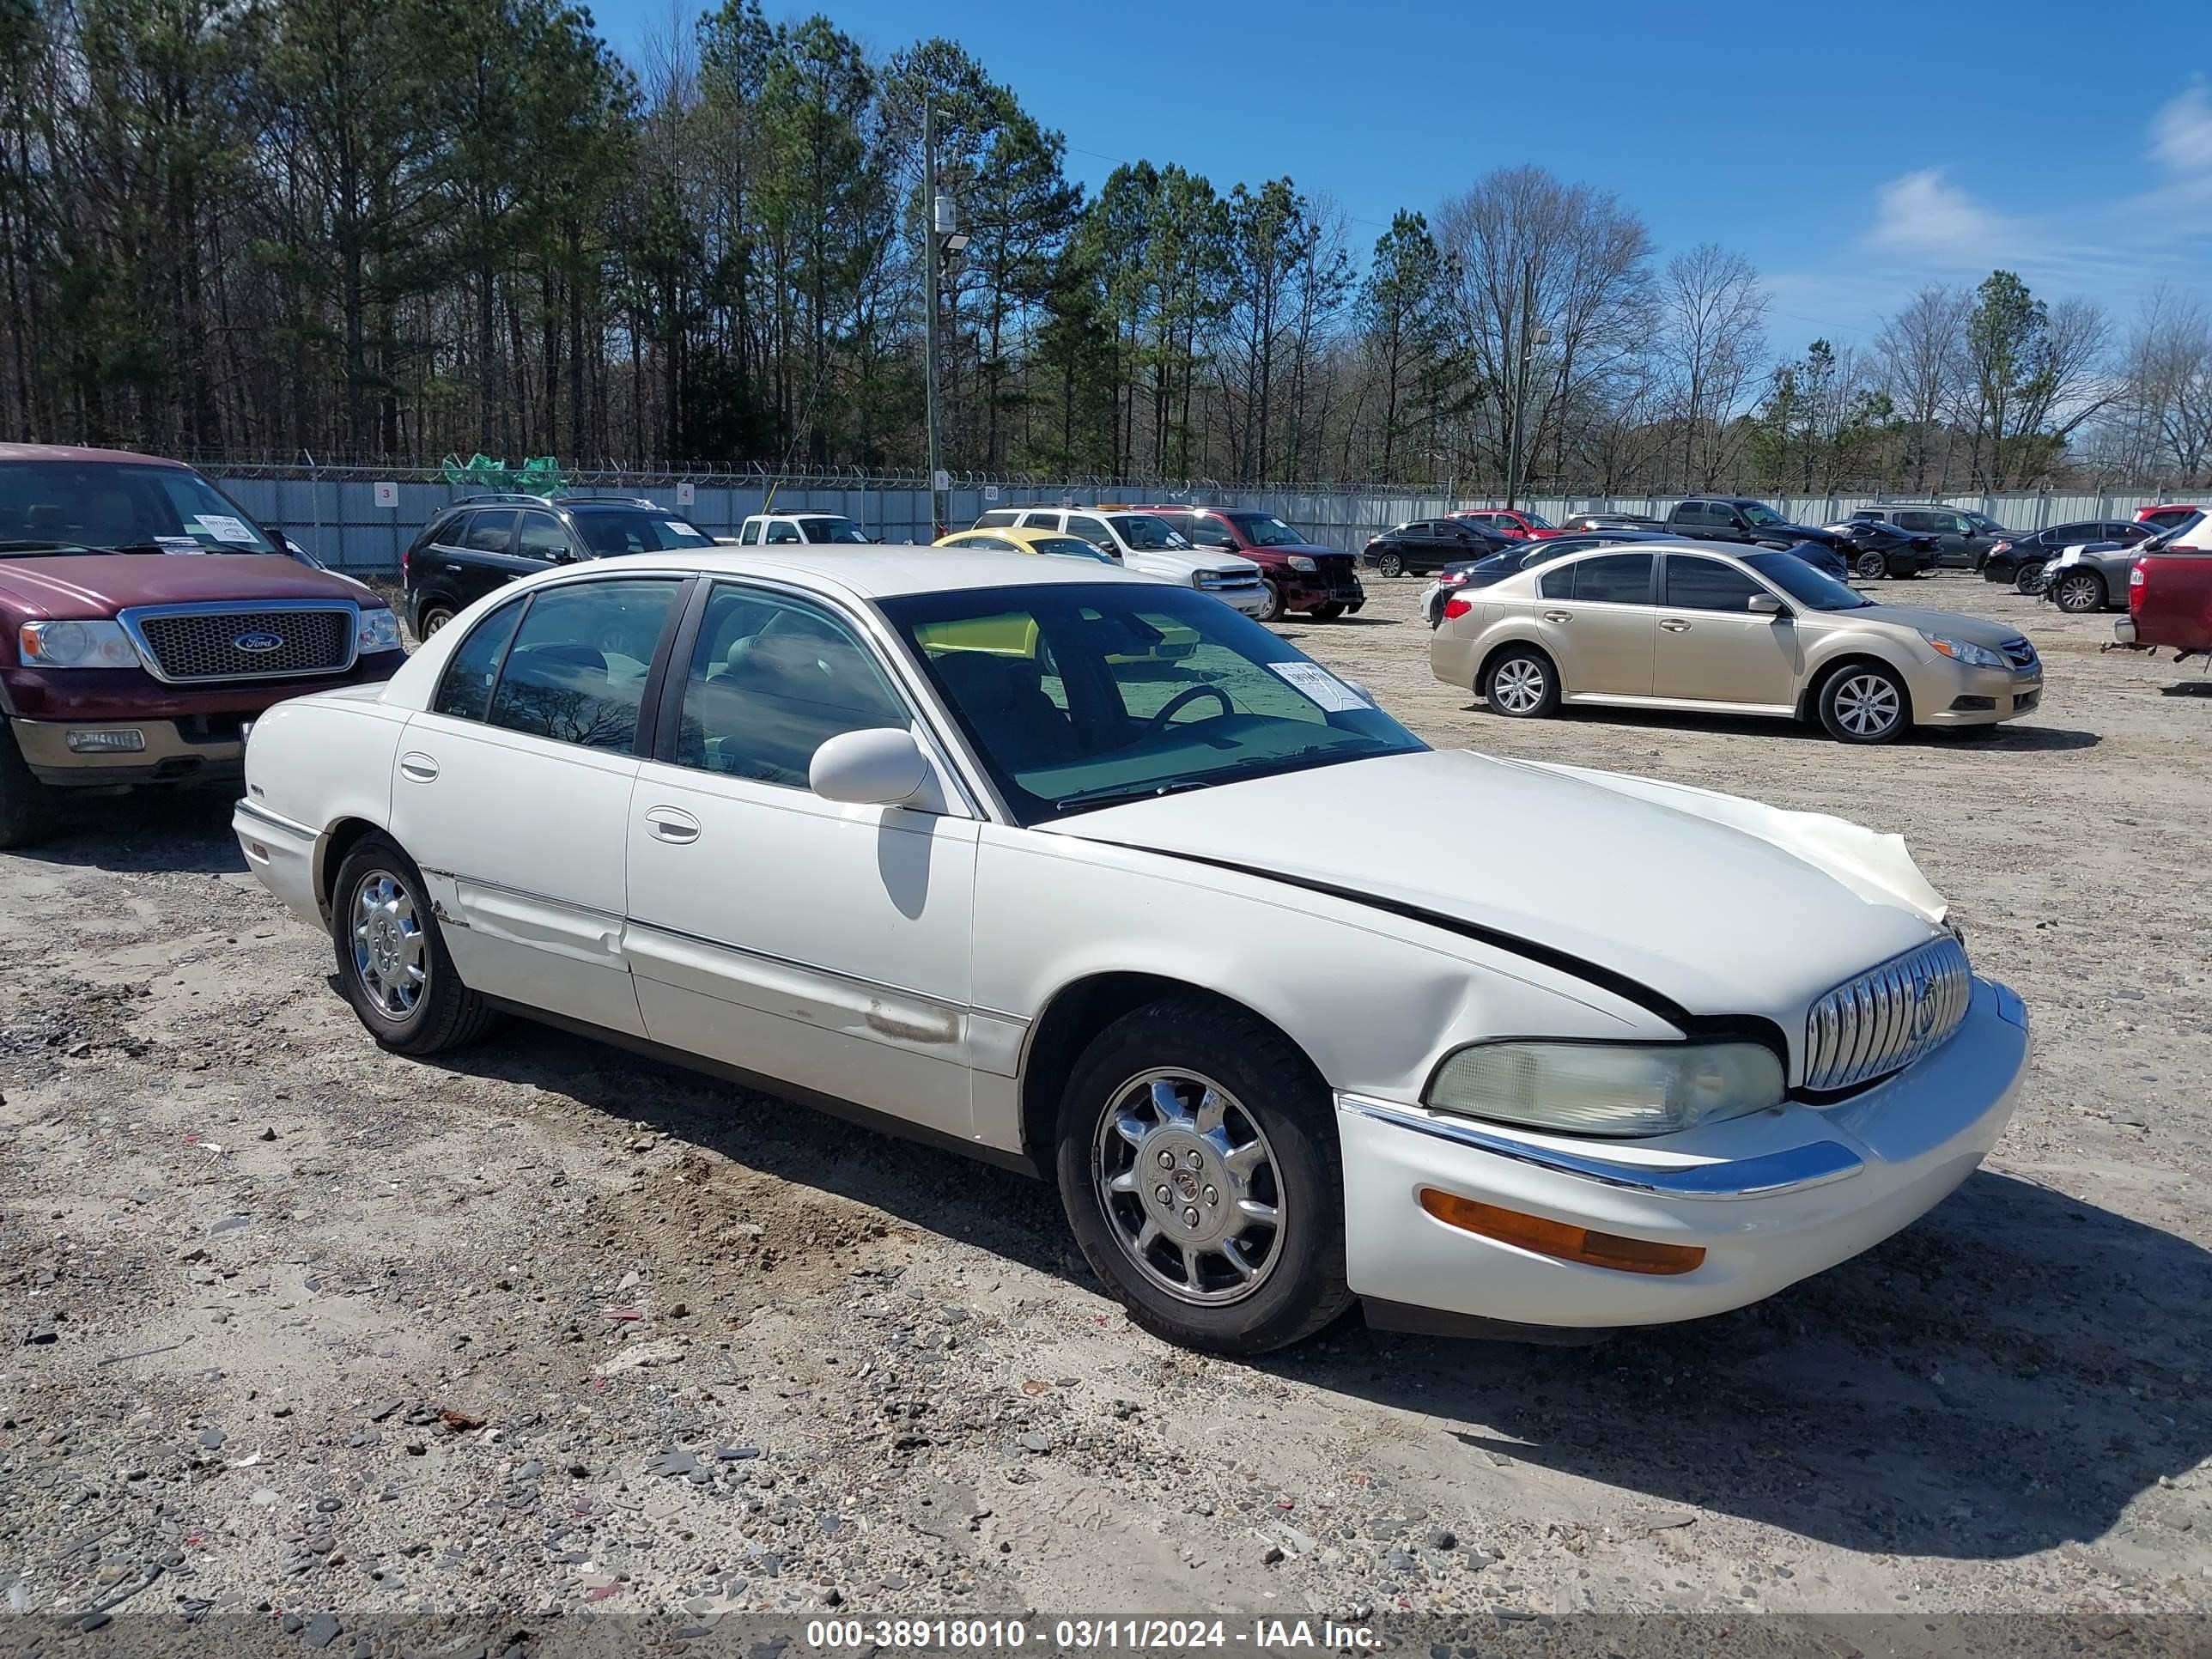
[644, 806, 700, 844]
[398, 752, 439, 783]
[1541, 611, 1572, 624]
[1661, 619, 1692, 632]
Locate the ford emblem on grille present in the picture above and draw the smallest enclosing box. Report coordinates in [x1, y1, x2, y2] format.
[232, 630, 285, 653]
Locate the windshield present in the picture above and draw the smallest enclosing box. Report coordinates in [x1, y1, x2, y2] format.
[1966, 512, 2002, 532]
[882, 583, 1423, 823]
[1229, 514, 1310, 548]
[1515, 511, 1555, 529]
[1746, 550, 1871, 611]
[1034, 536, 1115, 562]
[2142, 512, 2205, 551]
[0, 459, 276, 556]
[575, 508, 715, 555]
[1738, 502, 1786, 527]
[799, 516, 872, 544]
[1106, 513, 1192, 550]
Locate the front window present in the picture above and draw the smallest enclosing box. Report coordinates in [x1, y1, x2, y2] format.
[1228, 514, 1310, 548]
[1744, 551, 1871, 611]
[1105, 513, 1192, 550]
[0, 459, 278, 556]
[574, 509, 714, 556]
[1736, 502, 1785, 527]
[799, 516, 870, 544]
[882, 584, 1422, 823]
[1515, 511, 1555, 530]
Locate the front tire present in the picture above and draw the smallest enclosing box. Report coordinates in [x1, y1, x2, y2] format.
[1484, 646, 1560, 719]
[1256, 580, 1286, 623]
[1818, 663, 1910, 744]
[1054, 998, 1352, 1356]
[2014, 558, 2047, 595]
[331, 835, 493, 1055]
[1376, 552, 1404, 578]
[2051, 569, 2106, 613]
[0, 725, 58, 851]
[1308, 602, 1346, 620]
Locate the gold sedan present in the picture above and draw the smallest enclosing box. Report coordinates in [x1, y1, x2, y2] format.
[1430, 543, 2043, 744]
[933, 526, 1121, 564]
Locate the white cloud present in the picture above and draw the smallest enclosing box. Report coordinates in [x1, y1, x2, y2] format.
[1863, 168, 2027, 264]
[2149, 84, 2212, 174]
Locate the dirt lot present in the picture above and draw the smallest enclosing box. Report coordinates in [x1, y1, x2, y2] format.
[2, 569, 2209, 1638]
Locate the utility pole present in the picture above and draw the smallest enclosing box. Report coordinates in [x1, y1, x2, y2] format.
[1504, 258, 1535, 509]
[923, 104, 943, 541]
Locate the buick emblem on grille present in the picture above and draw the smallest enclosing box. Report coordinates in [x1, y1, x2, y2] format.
[232, 630, 285, 653]
[1909, 972, 1936, 1038]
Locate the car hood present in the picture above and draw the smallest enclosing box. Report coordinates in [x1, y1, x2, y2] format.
[1041, 748, 1947, 1022]
[0, 553, 374, 622]
[1252, 541, 1348, 559]
[1124, 547, 1261, 579]
[1839, 603, 2025, 647]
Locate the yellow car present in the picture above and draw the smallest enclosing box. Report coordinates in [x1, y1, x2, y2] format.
[923, 529, 1199, 664]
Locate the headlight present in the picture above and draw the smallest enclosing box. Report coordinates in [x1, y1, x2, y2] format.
[356, 607, 403, 653]
[1920, 630, 2008, 669]
[1286, 556, 1317, 572]
[1425, 1040, 1784, 1138]
[17, 619, 141, 669]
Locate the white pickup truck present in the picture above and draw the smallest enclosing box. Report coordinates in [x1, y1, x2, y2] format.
[972, 507, 1268, 616]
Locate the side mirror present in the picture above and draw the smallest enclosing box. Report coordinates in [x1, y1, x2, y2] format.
[810, 726, 939, 810]
[1747, 592, 1784, 615]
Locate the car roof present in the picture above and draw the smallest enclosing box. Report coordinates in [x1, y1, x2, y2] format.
[747, 509, 851, 520]
[537, 545, 1156, 600]
[0, 442, 191, 468]
[938, 526, 1090, 550]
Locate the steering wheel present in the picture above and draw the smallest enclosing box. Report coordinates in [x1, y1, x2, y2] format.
[1144, 684, 1234, 735]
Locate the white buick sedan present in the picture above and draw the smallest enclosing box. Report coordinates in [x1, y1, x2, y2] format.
[234, 550, 2029, 1354]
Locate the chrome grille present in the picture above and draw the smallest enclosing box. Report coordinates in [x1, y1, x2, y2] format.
[124, 603, 358, 684]
[2001, 636, 2037, 668]
[1196, 568, 1264, 592]
[1802, 936, 1972, 1093]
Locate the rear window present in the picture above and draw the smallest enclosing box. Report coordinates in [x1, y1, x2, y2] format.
[1559, 552, 1652, 604]
[975, 510, 1022, 528]
[574, 508, 714, 556]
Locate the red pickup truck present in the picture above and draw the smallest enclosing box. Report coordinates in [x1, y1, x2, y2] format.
[2118, 513, 2212, 665]
[1, 444, 407, 848]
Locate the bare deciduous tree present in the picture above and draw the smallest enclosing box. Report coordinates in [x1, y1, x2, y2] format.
[1656, 243, 1767, 487]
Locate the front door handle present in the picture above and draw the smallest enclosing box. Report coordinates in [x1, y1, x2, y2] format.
[1541, 611, 1572, 624]
[1660, 619, 1692, 633]
[398, 752, 439, 783]
[643, 806, 700, 844]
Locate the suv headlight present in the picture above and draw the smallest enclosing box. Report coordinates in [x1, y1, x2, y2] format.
[1919, 630, 2007, 670]
[1425, 1040, 1784, 1138]
[1286, 556, 1317, 572]
[357, 607, 404, 653]
[17, 619, 141, 669]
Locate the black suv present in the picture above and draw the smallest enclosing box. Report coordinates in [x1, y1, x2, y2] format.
[402, 494, 716, 637]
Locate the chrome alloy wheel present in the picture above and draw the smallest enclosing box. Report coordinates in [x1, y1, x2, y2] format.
[1093, 1071, 1284, 1306]
[1491, 658, 1548, 714]
[351, 870, 428, 1016]
[1832, 672, 1902, 738]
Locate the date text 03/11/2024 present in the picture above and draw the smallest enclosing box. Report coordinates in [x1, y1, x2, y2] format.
[802, 1620, 1381, 1650]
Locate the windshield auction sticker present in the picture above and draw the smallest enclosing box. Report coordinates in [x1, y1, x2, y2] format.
[1267, 660, 1370, 712]
[191, 514, 256, 544]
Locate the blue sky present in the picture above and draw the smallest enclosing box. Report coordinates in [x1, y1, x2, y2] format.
[598, 0, 2212, 348]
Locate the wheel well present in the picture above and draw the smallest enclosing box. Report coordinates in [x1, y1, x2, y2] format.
[1800, 653, 1912, 722]
[1017, 973, 1319, 1172]
[1475, 635, 1556, 696]
[316, 816, 386, 916]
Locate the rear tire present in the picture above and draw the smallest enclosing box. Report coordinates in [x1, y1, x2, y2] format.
[0, 724, 59, 852]
[1818, 663, 1910, 744]
[1483, 646, 1560, 719]
[418, 602, 457, 638]
[1852, 550, 1887, 580]
[331, 834, 493, 1056]
[1054, 997, 1352, 1356]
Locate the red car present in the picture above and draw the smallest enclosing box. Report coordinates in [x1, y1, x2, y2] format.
[1, 443, 406, 847]
[1116, 504, 1365, 622]
[1451, 507, 1562, 540]
[2119, 514, 2212, 664]
[2137, 503, 2206, 532]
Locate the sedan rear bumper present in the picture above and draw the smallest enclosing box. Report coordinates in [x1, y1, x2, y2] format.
[1334, 976, 2027, 1331]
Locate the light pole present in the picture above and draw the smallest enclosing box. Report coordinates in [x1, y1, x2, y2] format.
[1503, 259, 1551, 509]
[921, 106, 968, 542]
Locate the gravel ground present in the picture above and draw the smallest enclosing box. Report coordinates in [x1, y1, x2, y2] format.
[2, 568, 2209, 1639]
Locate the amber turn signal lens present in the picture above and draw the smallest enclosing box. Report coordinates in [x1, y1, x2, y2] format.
[1417, 1188, 1705, 1276]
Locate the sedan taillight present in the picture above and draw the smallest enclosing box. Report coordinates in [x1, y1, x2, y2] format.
[1442, 596, 1474, 622]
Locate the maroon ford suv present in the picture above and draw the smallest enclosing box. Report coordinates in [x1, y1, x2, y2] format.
[1120, 505, 1364, 622]
[0, 444, 406, 848]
